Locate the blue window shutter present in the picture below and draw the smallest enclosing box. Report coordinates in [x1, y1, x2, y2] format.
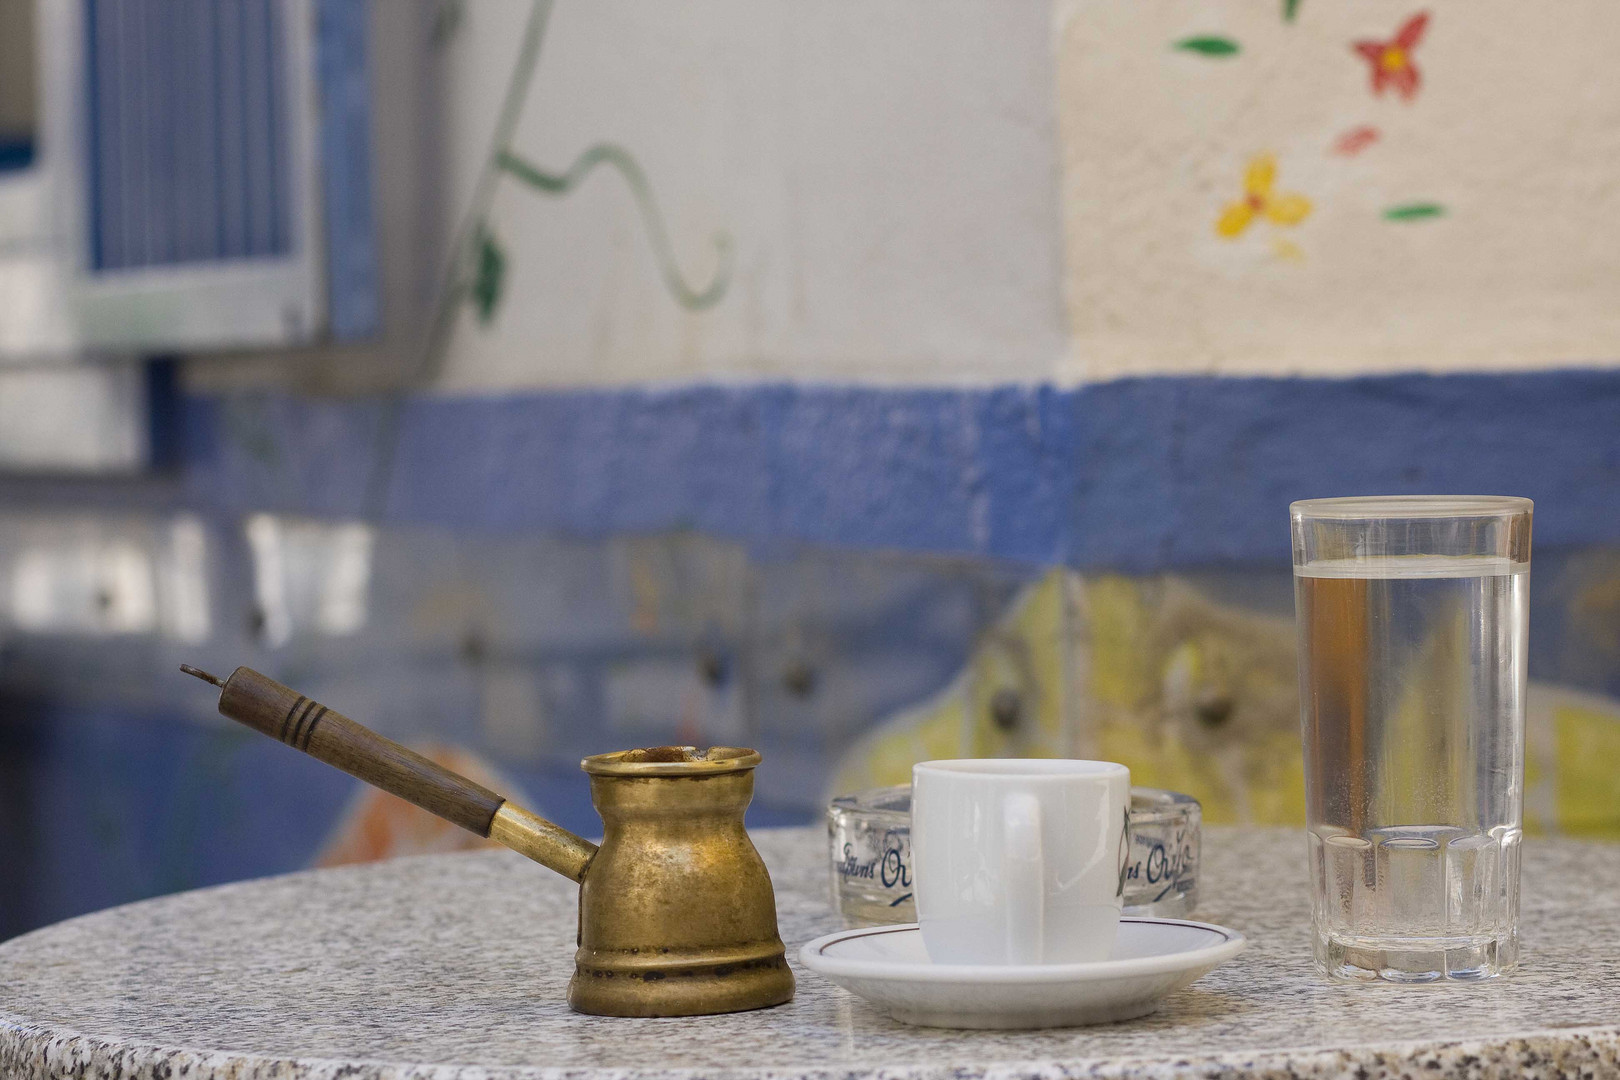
[85, 0, 293, 271]
[314, 0, 380, 339]
[82, 0, 380, 340]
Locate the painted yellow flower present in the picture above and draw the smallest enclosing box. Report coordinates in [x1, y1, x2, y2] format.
[1215, 154, 1312, 239]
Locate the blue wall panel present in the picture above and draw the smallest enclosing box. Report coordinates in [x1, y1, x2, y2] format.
[314, 0, 381, 338]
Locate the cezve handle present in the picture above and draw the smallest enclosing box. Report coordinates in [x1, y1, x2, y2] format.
[182, 665, 598, 882]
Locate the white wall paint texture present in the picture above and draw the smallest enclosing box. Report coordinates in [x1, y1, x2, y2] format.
[431, 0, 1068, 390]
[1057, 0, 1620, 380]
[197, 1, 1620, 393]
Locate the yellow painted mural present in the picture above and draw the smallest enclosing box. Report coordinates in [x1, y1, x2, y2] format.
[832, 571, 1620, 838]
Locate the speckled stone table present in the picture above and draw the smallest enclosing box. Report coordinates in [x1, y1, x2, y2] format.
[3, 826, 1619, 1080]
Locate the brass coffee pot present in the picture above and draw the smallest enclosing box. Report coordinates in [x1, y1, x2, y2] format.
[182, 665, 794, 1017]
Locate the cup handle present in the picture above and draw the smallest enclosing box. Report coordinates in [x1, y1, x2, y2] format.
[1003, 791, 1044, 965]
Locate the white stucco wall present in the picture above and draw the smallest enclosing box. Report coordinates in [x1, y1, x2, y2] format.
[431, 0, 1068, 391]
[1056, 0, 1620, 380]
[194, 0, 1620, 393]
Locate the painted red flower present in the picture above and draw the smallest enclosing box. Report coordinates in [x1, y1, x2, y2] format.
[1332, 126, 1381, 157]
[1353, 12, 1428, 101]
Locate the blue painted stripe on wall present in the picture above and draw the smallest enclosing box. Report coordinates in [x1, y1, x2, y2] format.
[179, 370, 1620, 571]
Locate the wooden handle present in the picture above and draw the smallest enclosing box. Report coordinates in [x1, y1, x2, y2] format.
[185, 665, 597, 880]
[216, 666, 505, 834]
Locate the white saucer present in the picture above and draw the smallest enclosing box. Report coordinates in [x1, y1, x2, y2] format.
[799, 917, 1245, 1029]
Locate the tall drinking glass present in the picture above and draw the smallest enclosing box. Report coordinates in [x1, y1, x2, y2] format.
[1291, 496, 1531, 982]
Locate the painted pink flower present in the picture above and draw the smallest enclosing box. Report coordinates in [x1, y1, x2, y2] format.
[1353, 12, 1428, 101]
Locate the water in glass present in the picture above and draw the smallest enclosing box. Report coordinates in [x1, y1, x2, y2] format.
[1296, 554, 1526, 981]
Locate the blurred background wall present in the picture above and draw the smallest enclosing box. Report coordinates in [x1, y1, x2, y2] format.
[3, 0, 1620, 939]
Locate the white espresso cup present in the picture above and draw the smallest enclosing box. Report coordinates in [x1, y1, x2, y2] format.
[912, 758, 1131, 965]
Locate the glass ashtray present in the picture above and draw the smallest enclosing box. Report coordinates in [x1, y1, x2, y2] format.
[828, 783, 1200, 927]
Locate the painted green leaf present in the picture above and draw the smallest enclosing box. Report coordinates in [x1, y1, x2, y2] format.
[1383, 203, 1446, 221]
[472, 228, 506, 323]
[1173, 36, 1240, 57]
[1283, 0, 1302, 23]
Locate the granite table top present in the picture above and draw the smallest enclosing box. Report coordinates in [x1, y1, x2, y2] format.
[3, 825, 1619, 1080]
